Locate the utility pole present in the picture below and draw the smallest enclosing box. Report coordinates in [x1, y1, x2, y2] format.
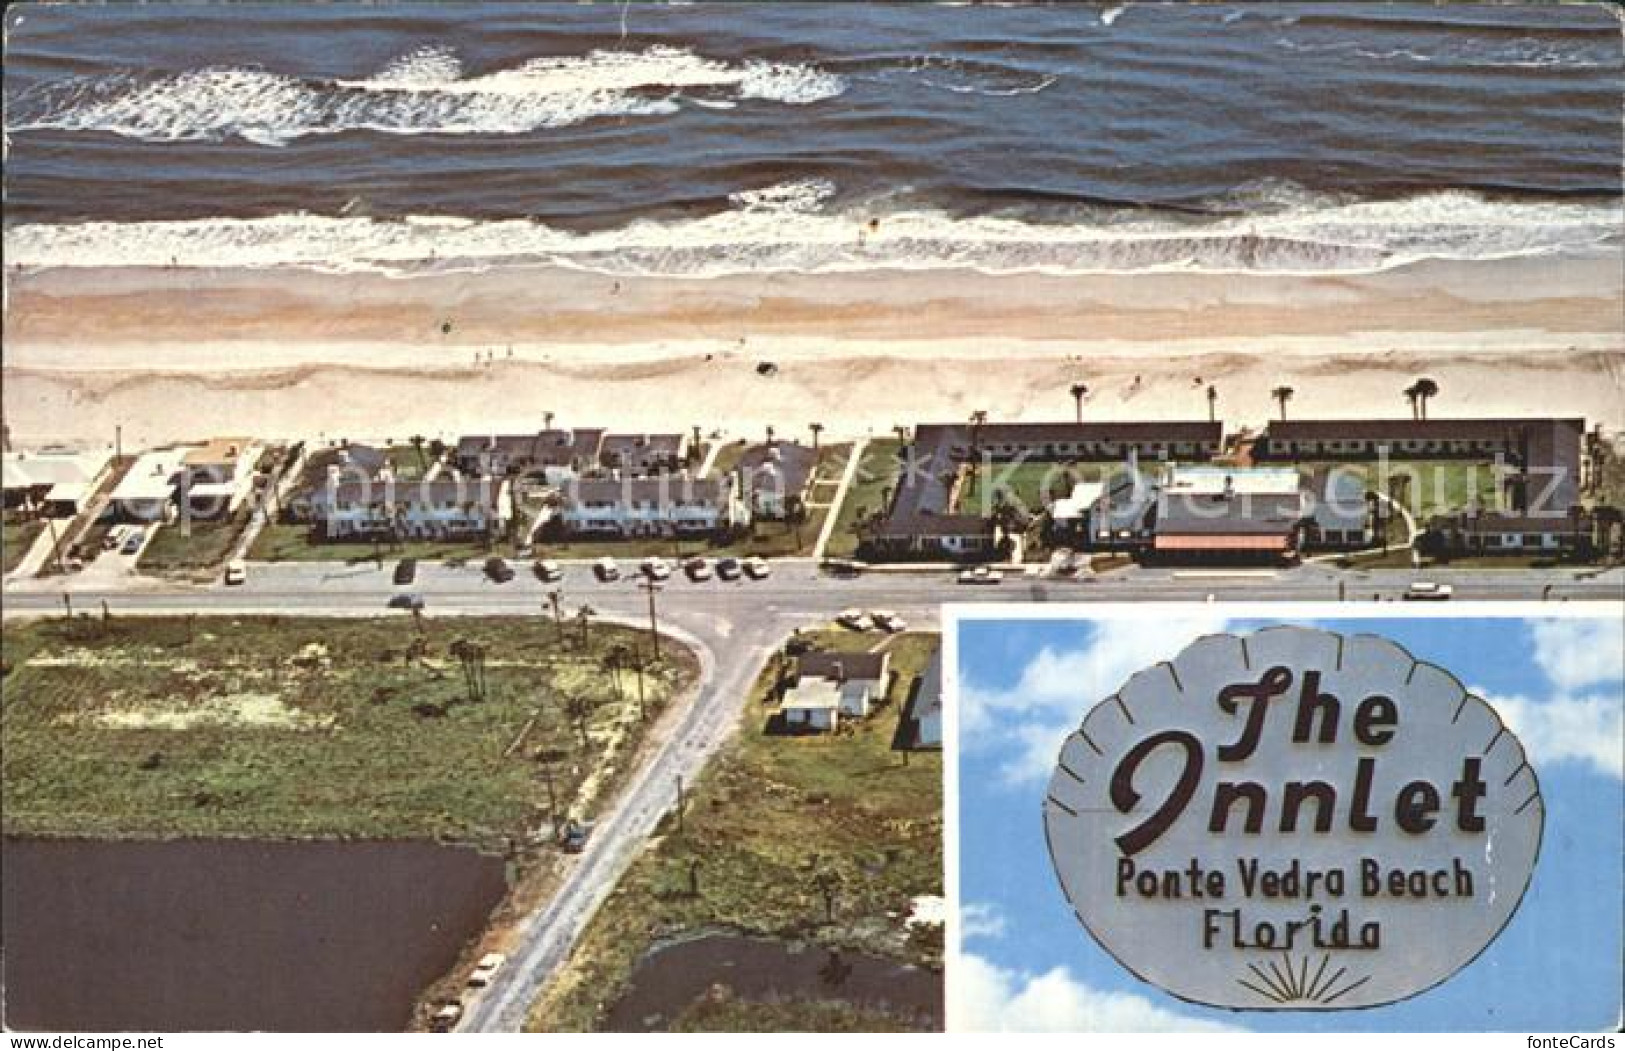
[675, 774, 686, 832]
[639, 579, 663, 661]
[115, 424, 122, 460]
[539, 759, 559, 826]
[61, 592, 72, 619]
[546, 589, 563, 639]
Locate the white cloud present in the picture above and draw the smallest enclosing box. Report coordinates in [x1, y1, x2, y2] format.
[960, 902, 1006, 941]
[960, 614, 1232, 785]
[1482, 689, 1623, 780]
[952, 953, 1242, 1033]
[1530, 619, 1625, 693]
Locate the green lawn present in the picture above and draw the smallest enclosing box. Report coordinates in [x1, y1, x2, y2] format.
[1, 615, 696, 843]
[3, 519, 46, 575]
[533, 630, 942, 1032]
[249, 521, 505, 564]
[823, 439, 902, 559]
[1295, 460, 1502, 522]
[136, 506, 255, 577]
[957, 461, 1126, 517]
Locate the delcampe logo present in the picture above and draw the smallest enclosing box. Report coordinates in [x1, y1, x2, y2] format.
[1043, 626, 1543, 1011]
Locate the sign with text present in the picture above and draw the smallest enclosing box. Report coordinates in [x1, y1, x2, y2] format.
[1044, 627, 1542, 1011]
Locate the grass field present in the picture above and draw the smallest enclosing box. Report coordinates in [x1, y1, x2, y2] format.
[956, 461, 1125, 517]
[249, 522, 505, 564]
[136, 506, 255, 577]
[1, 615, 696, 842]
[3, 519, 47, 574]
[532, 629, 942, 1032]
[1296, 459, 1502, 522]
[823, 440, 902, 559]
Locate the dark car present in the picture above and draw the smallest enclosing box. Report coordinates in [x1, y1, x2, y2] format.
[716, 556, 743, 581]
[484, 557, 515, 583]
[388, 593, 425, 611]
[393, 557, 417, 585]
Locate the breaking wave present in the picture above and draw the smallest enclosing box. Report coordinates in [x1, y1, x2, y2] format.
[6, 44, 846, 145]
[5, 185, 1619, 279]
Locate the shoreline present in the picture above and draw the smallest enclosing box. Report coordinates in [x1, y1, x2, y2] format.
[4, 254, 1621, 446]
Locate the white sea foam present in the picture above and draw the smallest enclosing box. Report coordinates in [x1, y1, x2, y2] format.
[5, 189, 1619, 279]
[8, 45, 846, 144]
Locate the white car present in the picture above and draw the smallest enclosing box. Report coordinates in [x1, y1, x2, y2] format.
[533, 558, 563, 583]
[594, 557, 621, 582]
[1402, 581, 1453, 601]
[468, 952, 507, 988]
[957, 566, 1003, 585]
[871, 610, 906, 633]
[430, 1002, 463, 1032]
[223, 560, 247, 586]
[743, 556, 771, 579]
[640, 556, 673, 581]
[836, 608, 873, 632]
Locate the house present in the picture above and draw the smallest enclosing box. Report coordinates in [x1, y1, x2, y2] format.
[909, 647, 942, 749]
[1425, 511, 1589, 557]
[178, 437, 262, 519]
[455, 429, 605, 481]
[109, 448, 188, 523]
[1151, 489, 1304, 561]
[2, 447, 113, 517]
[861, 420, 1220, 562]
[556, 475, 744, 538]
[779, 650, 892, 732]
[284, 444, 391, 522]
[737, 442, 818, 520]
[305, 477, 510, 540]
[600, 433, 688, 476]
[1254, 417, 1584, 484]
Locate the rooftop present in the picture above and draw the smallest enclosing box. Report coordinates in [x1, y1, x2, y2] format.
[181, 437, 252, 467]
[797, 650, 889, 683]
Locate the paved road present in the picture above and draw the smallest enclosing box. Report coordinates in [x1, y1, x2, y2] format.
[4, 559, 1619, 1031]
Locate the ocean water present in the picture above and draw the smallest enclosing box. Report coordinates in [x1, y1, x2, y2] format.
[3, 1, 1621, 277]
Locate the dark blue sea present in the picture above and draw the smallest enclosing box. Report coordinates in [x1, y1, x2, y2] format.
[4, 1, 1621, 275]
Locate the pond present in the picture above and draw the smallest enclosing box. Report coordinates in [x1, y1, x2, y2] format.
[604, 932, 943, 1031]
[0, 837, 506, 1032]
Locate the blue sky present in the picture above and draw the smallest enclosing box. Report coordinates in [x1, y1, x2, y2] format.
[954, 611, 1623, 1033]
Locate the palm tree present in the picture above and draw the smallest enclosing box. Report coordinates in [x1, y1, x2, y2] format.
[1412, 377, 1439, 420]
[564, 694, 594, 751]
[969, 410, 988, 456]
[765, 424, 776, 446]
[1271, 386, 1295, 421]
[543, 410, 555, 432]
[575, 603, 595, 648]
[409, 435, 428, 473]
[1404, 383, 1421, 421]
[1205, 384, 1218, 424]
[1068, 383, 1088, 424]
[809, 422, 823, 452]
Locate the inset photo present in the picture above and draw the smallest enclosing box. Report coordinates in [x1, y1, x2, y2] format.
[948, 605, 1623, 1033]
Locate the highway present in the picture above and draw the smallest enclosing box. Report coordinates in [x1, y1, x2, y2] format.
[3, 558, 1620, 1031]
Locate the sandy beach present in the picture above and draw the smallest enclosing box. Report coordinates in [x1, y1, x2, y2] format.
[3, 255, 1621, 449]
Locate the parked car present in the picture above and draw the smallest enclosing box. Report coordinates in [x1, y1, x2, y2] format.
[871, 609, 906, 633]
[533, 558, 563, 583]
[467, 952, 507, 988]
[120, 530, 146, 555]
[429, 1002, 463, 1032]
[393, 557, 417, 585]
[716, 557, 743, 581]
[684, 556, 713, 581]
[641, 556, 672, 581]
[484, 557, 515, 583]
[836, 608, 874, 632]
[388, 593, 425, 611]
[559, 819, 591, 853]
[1402, 581, 1453, 601]
[102, 525, 130, 551]
[223, 560, 247, 586]
[820, 557, 863, 578]
[594, 557, 621, 581]
[743, 556, 771, 579]
[957, 566, 1003, 585]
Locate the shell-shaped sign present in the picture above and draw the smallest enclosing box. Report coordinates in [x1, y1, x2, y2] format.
[1044, 627, 1542, 1011]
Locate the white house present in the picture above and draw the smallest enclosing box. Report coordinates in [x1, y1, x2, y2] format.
[2, 447, 113, 517]
[109, 449, 188, 523]
[911, 648, 942, 749]
[779, 650, 891, 732]
[306, 477, 510, 540]
[558, 476, 744, 538]
[178, 437, 262, 520]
